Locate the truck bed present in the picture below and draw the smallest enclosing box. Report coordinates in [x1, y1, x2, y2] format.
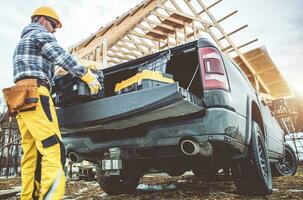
[57, 83, 203, 134]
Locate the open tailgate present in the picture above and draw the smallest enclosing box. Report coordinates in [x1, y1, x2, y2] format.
[57, 83, 203, 134]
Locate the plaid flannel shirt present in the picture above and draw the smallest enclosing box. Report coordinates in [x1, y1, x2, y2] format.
[13, 22, 86, 85]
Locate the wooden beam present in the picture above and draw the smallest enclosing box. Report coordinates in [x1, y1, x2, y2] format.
[181, 0, 225, 50]
[125, 35, 151, 54]
[157, 4, 216, 27]
[226, 39, 258, 53]
[217, 10, 238, 23]
[108, 58, 122, 65]
[218, 25, 248, 41]
[121, 38, 156, 49]
[108, 52, 131, 61]
[144, 17, 207, 35]
[129, 30, 163, 43]
[194, 0, 271, 94]
[115, 43, 145, 54]
[144, 18, 175, 32]
[198, 0, 223, 15]
[72, 0, 168, 58]
[151, 10, 185, 27]
[170, 0, 182, 11]
[254, 75, 260, 92]
[111, 46, 141, 57]
[109, 48, 137, 60]
[102, 38, 108, 68]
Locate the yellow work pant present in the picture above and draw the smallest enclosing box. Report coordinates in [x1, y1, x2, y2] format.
[16, 86, 66, 200]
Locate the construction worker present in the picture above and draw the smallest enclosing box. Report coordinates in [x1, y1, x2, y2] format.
[13, 6, 101, 200]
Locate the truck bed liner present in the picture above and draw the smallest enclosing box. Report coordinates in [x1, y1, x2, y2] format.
[57, 83, 203, 133]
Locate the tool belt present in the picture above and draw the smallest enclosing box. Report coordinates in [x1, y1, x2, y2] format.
[2, 79, 40, 116]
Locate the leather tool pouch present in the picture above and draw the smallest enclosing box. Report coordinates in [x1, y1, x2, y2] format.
[2, 79, 38, 116]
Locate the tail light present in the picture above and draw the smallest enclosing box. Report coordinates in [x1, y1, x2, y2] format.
[199, 47, 229, 90]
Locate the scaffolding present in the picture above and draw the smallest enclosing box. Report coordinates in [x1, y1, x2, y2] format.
[268, 97, 303, 161]
[0, 116, 21, 177]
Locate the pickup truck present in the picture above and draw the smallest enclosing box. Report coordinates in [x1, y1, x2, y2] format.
[56, 38, 288, 196]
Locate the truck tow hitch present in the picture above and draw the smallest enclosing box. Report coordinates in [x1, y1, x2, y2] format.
[101, 147, 122, 176]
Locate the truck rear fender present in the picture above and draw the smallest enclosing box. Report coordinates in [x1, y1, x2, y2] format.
[245, 98, 266, 146]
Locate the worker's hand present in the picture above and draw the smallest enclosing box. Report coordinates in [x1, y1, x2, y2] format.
[80, 69, 101, 95]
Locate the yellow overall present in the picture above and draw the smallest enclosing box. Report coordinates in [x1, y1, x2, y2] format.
[16, 85, 66, 200]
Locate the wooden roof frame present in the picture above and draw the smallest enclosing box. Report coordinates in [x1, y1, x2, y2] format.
[68, 0, 292, 99]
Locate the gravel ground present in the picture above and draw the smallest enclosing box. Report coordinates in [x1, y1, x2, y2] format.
[2, 165, 303, 200]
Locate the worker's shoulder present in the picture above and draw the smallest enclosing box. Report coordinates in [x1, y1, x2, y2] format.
[34, 29, 55, 39]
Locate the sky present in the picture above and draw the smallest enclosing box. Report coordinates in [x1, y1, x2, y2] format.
[0, 0, 302, 95]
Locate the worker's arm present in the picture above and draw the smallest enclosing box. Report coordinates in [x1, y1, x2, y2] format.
[33, 31, 87, 77]
[33, 31, 101, 94]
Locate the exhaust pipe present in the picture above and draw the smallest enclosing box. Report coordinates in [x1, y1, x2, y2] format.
[180, 140, 213, 157]
[68, 152, 84, 163]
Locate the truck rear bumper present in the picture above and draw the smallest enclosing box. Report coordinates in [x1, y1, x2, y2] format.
[63, 107, 247, 161]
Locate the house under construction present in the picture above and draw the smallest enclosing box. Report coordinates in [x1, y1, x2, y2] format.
[68, 0, 292, 100]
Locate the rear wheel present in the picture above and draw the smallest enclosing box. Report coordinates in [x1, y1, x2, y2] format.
[97, 172, 140, 195]
[271, 144, 298, 176]
[234, 121, 272, 195]
[166, 168, 186, 177]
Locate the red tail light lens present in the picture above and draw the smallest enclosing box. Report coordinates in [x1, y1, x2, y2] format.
[199, 47, 229, 90]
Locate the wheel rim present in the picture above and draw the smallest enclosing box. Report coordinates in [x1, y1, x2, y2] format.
[276, 148, 295, 175]
[257, 136, 269, 180]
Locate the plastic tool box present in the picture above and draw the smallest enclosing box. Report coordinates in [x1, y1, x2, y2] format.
[52, 69, 105, 107]
[114, 70, 174, 94]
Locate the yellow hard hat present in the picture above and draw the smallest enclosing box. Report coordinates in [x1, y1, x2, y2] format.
[31, 6, 62, 28]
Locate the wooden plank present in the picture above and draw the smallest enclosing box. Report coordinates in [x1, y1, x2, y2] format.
[151, 11, 185, 28]
[144, 18, 175, 32]
[146, 29, 167, 39]
[170, 13, 193, 24]
[136, 24, 169, 37]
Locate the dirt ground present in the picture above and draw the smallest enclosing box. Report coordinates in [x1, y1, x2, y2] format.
[1, 165, 303, 200]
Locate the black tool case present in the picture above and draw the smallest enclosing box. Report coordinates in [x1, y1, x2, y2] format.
[52, 69, 105, 107]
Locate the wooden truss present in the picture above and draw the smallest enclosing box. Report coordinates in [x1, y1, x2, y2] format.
[68, 0, 292, 99]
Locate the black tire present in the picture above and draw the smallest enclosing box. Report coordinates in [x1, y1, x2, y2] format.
[97, 173, 140, 195]
[271, 144, 298, 176]
[166, 169, 186, 177]
[233, 121, 272, 195]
